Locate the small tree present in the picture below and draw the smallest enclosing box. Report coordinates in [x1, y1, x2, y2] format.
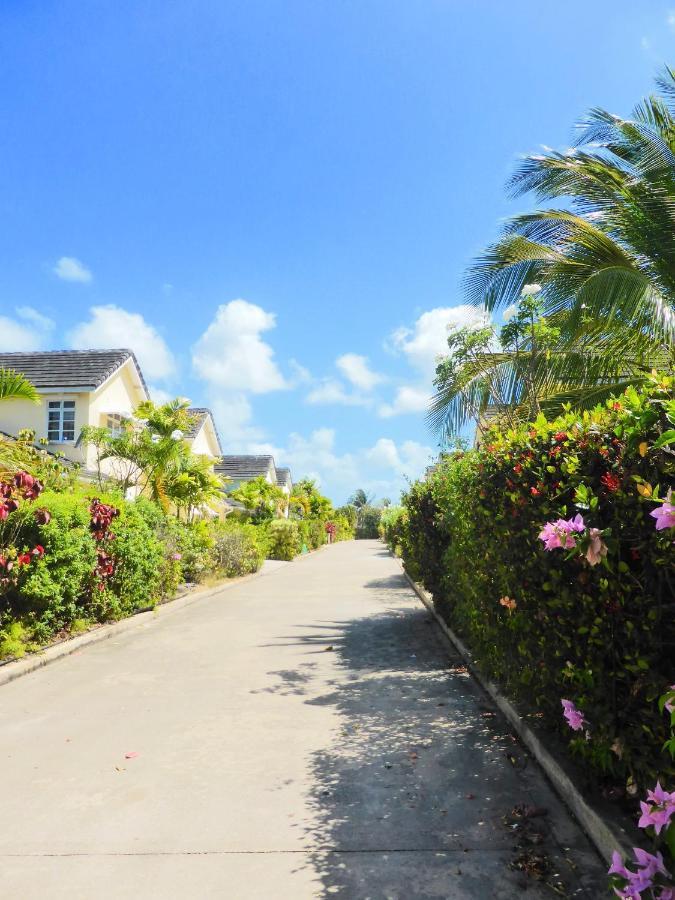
[230, 476, 286, 523]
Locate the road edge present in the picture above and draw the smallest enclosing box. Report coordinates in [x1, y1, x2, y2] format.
[396, 557, 630, 865]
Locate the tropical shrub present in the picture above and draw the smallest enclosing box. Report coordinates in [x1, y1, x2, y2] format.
[378, 506, 406, 554]
[265, 519, 300, 560]
[211, 521, 264, 577]
[394, 376, 675, 791]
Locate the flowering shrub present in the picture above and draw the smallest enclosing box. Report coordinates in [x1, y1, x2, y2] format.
[394, 376, 674, 791]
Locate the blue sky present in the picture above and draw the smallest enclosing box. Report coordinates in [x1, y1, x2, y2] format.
[0, 1, 672, 503]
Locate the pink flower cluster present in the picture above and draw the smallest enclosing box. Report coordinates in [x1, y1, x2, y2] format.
[638, 782, 675, 835]
[539, 514, 585, 550]
[651, 490, 675, 531]
[561, 698, 586, 731]
[609, 848, 672, 899]
[539, 514, 608, 566]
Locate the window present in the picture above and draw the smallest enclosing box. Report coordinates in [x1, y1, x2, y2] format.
[106, 414, 124, 438]
[47, 400, 76, 442]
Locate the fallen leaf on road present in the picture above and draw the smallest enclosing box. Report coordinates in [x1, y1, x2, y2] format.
[125, 751, 139, 759]
[324, 646, 334, 651]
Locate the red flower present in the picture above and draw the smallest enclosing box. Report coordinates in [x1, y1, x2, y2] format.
[549, 446, 562, 457]
[528, 430, 537, 440]
[31, 545, 45, 558]
[601, 472, 621, 492]
[553, 432, 567, 442]
[513, 463, 523, 474]
[612, 402, 622, 411]
[530, 487, 540, 496]
[17, 553, 32, 566]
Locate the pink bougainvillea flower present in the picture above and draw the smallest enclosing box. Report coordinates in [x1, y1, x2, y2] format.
[561, 698, 586, 731]
[585, 528, 608, 567]
[651, 490, 675, 531]
[638, 781, 675, 835]
[539, 515, 585, 551]
[665, 686, 675, 714]
[171, 552, 182, 561]
[499, 596, 517, 613]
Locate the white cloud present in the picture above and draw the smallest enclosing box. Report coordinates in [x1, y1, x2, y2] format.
[336, 353, 385, 391]
[306, 378, 371, 407]
[192, 299, 287, 393]
[378, 385, 430, 418]
[243, 428, 433, 505]
[0, 306, 55, 352]
[68, 305, 175, 380]
[54, 256, 92, 283]
[389, 305, 490, 376]
[15, 306, 55, 332]
[0, 317, 45, 352]
[668, 10, 675, 29]
[148, 384, 174, 405]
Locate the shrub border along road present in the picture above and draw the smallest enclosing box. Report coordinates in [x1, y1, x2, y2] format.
[0, 542, 330, 688]
[397, 556, 632, 865]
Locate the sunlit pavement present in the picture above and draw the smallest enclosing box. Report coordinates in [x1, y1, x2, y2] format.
[0, 540, 606, 898]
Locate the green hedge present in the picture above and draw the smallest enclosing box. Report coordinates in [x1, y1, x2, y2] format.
[394, 378, 675, 790]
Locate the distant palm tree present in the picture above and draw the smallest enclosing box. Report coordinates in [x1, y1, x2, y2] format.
[430, 67, 675, 437]
[349, 488, 374, 509]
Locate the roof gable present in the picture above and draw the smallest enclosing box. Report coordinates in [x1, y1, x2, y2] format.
[0, 349, 149, 395]
[186, 407, 222, 456]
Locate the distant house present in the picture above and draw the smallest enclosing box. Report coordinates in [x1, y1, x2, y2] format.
[185, 407, 222, 462]
[0, 349, 148, 477]
[215, 455, 293, 517]
[214, 455, 278, 491]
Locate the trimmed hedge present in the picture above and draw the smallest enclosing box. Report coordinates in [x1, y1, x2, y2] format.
[393, 378, 674, 790]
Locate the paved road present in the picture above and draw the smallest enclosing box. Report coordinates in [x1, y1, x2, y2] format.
[0, 540, 605, 899]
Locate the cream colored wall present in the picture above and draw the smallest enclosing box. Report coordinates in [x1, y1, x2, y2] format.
[0, 393, 91, 465]
[87, 363, 147, 474]
[188, 418, 221, 462]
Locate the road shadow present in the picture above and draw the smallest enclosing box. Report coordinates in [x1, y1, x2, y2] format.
[262, 605, 606, 898]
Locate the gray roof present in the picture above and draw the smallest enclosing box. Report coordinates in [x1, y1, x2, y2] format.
[215, 455, 276, 481]
[276, 467, 292, 487]
[186, 407, 222, 455]
[0, 349, 148, 395]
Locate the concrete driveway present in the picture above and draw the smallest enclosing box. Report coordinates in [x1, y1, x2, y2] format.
[0, 539, 605, 898]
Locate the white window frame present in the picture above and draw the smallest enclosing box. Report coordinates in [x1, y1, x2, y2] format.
[105, 413, 124, 438]
[47, 399, 76, 443]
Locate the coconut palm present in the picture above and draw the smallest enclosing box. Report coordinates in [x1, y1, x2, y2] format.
[348, 488, 375, 509]
[430, 67, 675, 439]
[0, 369, 40, 405]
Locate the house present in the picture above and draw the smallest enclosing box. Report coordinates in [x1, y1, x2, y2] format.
[215, 455, 293, 517]
[214, 455, 278, 491]
[0, 349, 149, 477]
[185, 407, 222, 462]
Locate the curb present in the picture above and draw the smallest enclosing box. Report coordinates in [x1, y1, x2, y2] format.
[0, 542, 337, 689]
[397, 560, 631, 865]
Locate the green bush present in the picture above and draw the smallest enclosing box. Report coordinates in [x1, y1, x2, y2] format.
[265, 519, 300, 560]
[378, 506, 406, 554]
[102, 502, 165, 618]
[2, 491, 98, 637]
[393, 378, 675, 790]
[211, 521, 264, 577]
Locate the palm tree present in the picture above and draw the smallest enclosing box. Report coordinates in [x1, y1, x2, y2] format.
[349, 488, 375, 510]
[0, 369, 40, 405]
[430, 68, 675, 439]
